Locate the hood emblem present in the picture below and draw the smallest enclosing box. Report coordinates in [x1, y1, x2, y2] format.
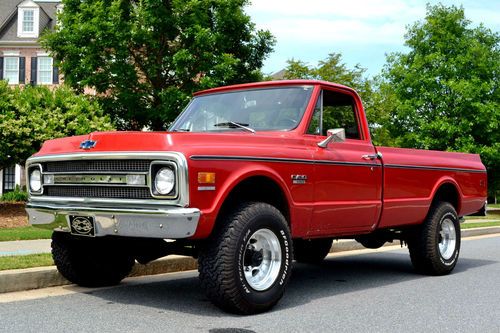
[80, 139, 97, 150]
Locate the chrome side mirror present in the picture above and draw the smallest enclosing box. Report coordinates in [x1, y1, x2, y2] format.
[317, 128, 346, 148]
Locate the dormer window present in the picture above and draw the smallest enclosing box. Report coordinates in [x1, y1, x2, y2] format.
[17, 0, 40, 38]
[23, 9, 34, 33]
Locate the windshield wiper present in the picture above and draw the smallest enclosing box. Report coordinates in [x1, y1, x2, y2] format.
[213, 121, 255, 133]
[171, 128, 190, 132]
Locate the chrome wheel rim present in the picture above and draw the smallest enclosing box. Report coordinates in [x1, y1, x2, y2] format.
[243, 229, 282, 291]
[438, 218, 456, 260]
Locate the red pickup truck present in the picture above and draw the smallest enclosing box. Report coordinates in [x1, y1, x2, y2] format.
[26, 80, 487, 314]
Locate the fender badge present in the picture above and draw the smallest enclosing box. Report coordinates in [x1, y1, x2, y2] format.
[80, 139, 97, 150]
[291, 175, 307, 184]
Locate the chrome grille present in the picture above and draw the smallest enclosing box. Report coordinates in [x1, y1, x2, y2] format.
[45, 186, 152, 199]
[28, 152, 188, 206]
[41, 159, 154, 199]
[44, 160, 151, 173]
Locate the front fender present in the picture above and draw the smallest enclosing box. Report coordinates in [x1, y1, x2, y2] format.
[190, 162, 294, 239]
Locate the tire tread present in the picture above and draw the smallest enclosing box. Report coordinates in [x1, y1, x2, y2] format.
[408, 202, 460, 275]
[198, 202, 291, 314]
[52, 232, 134, 287]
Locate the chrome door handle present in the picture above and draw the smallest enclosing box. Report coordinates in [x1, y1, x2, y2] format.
[361, 154, 377, 160]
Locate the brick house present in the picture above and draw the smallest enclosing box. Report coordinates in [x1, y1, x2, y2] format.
[0, 0, 61, 195]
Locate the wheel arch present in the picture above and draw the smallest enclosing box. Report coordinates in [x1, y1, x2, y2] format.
[430, 178, 463, 214]
[216, 173, 292, 227]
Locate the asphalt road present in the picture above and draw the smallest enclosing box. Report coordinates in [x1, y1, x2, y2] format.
[0, 234, 499, 333]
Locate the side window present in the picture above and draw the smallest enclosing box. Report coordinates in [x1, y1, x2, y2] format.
[307, 89, 361, 139]
[307, 98, 321, 135]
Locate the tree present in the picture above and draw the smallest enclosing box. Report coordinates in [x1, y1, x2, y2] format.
[283, 53, 392, 145]
[382, 4, 500, 199]
[0, 82, 114, 169]
[284, 53, 372, 97]
[283, 59, 315, 80]
[41, 0, 275, 131]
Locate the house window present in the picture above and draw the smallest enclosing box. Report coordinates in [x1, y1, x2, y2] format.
[37, 57, 53, 84]
[23, 9, 34, 33]
[2, 166, 16, 193]
[17, 6, 39, 38]
[4, 57, 19, 84]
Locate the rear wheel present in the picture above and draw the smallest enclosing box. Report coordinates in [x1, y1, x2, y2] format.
[198, 202, 293, 315]
[294, 238, 333, 263]
[407, 202, 460, 275]
[52, 232, 134, 287]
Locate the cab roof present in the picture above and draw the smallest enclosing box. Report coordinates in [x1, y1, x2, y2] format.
[193, 80, 356, 96]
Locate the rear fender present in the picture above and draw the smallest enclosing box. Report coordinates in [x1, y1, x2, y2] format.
[427, 176, 463, 216]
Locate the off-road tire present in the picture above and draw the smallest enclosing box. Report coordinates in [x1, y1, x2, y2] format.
[407, 202, 460, 275]
[198, 202, 293, 315]
[294, 238, 333, 263]
[52, 232, 134, 287]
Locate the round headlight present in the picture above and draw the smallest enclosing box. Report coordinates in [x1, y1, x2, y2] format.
[30, 169, 42, 192]
[154, 167, 175, 195]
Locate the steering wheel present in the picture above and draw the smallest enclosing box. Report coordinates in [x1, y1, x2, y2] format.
[277, 117, 298, 128]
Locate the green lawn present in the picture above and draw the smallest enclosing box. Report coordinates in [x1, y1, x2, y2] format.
[0, 227, 52, 242]
[464, 215, 500, 221]
[0, 253, 54, 271]
[488, 203, 500, 209]
[461, 221, 500, 229]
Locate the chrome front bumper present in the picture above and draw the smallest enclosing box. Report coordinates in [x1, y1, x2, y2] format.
[26, 203, 201, 239]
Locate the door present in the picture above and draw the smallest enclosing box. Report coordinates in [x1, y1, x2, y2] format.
[307, 89, 382, 235]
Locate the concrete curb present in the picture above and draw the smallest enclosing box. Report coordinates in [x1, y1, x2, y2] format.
[0, 266, 70, 293]
[1, 227, 499, 295]
[460, 226, 500, 238]
[0, 256, 199, 294]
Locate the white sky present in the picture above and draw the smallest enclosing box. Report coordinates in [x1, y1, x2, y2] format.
[246, 0, 500, 76]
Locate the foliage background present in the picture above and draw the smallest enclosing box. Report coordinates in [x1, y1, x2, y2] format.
[41, 0, 275, 131]
[0, 82, 114, 169]
[282, 5, 499, 199]
[380, 4, 499, 199]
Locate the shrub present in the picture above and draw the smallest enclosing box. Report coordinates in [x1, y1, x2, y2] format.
[0, 81, 115, 170]
[1, 186, 28, 202]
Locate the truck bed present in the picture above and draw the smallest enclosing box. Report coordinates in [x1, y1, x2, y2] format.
[376, 146, 487, 228]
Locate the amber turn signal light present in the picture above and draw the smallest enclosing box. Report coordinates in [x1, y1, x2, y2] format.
[198, 172, 216, 184]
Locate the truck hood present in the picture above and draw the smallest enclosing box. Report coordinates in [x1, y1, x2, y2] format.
[34, 131, 300, 158]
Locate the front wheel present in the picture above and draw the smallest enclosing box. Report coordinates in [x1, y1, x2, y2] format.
[407, 202, 460, 275]
[52, 232, 135, 287]
[198, 202, 293, 314]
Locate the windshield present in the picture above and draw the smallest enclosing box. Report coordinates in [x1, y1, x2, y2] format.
[169, 86, 313, 132]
